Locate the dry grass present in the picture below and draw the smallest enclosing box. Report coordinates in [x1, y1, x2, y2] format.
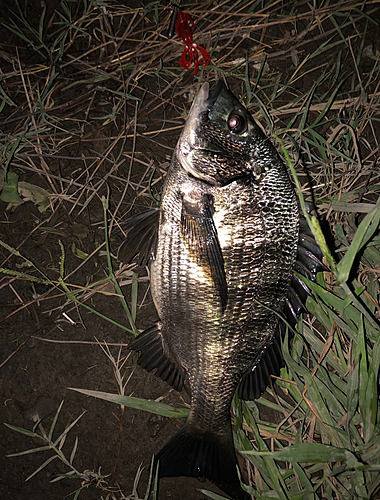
[1, 0, 380, 498]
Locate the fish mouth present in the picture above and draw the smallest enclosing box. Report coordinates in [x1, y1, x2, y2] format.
[177, 81, 227, 184]
[179, 81, 226, 148]
[182, 82, 210, 137]
[179, 81, 228, 144]
[195, 80, 226, 109]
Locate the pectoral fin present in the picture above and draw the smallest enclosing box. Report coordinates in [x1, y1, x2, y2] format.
[180, 192, 228, 311]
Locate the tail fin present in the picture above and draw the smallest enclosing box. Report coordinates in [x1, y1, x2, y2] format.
[155, 423, 249, 500]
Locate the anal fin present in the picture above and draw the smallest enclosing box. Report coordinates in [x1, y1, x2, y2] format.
[128, 326, 185, 391]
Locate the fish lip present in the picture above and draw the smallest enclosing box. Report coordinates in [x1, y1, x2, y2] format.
[181, 82, 210, 142]
[205, 80, 226, 105]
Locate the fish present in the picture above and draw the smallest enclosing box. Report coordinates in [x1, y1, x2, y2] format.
[118, 81, 326, 499]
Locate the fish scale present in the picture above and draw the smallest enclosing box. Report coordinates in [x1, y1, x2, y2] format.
[118, 81, 327, 499]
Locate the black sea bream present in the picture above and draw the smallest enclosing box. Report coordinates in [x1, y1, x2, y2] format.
[118, 81, 326, 500]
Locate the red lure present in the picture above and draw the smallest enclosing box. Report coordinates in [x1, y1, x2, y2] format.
[174, 10, 210, 74]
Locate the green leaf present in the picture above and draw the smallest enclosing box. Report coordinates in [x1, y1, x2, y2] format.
[199, 490, 231, 499]
[346, 361, 359, 433]
[69, 388, 190, 418]
[71, 243, 88, 260]
[0, 171, 22, 203]
[330, 201, 377, 213]
[243, 405, 290, 500]
[7, 445, 52, 457]
[131, 272, 138, 323]
[26, 455, 58, 481]
[310, 81, 342, 128]
[69, 436, 79, 465]
[62, 75, 110, 91]
[4, 423, 38, 437]
[244, 443, 357, 465]
[53, 411, 86, 448]
[48, 401, 64, 441]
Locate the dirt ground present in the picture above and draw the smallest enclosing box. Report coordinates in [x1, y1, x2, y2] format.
[1, 1, 380, 499]
[0, 264, 218, 499]
[0, 119, 218, 498]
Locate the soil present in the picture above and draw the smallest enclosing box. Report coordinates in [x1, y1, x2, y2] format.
[1, 1, 380, 500]
[0, 204, 223, 500]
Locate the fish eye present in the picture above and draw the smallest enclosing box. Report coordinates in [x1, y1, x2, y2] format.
[227, 113, 246, 134]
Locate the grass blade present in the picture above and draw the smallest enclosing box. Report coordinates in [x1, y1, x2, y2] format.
[69, 388, 190, 418]
[336, 199, 380, 284]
